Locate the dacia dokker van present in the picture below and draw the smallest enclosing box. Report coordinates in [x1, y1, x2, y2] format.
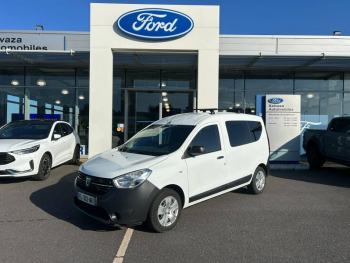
[74, 112, 270, 232]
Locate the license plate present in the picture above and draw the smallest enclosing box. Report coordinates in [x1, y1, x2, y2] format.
[77, 192, 97, 206]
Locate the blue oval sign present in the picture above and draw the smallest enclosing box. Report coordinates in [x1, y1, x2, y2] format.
[268, 98, 284, 104]
[116, 8, 194, 40]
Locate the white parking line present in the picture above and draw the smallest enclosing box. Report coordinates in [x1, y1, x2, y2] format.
[113, 227, 134, 263]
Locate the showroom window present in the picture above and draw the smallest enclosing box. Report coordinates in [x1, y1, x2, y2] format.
[295, 71, 343, 91]
[218, 70, 244, 112]
[26, 67, 75, 87]
[0, 87, 24, 127]
[161, 70, 196, 89]
[0, 67, 25, 86]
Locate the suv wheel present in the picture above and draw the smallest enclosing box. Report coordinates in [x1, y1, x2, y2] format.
[70, 145, 80, 165]
[248, 166, 266, 195]
[147, 188, 182, 233]
[33, 154, 52, 181]
[307, 144, 325, 168]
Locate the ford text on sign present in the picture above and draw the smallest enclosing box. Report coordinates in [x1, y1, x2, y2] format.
[116, 8, 194, 40]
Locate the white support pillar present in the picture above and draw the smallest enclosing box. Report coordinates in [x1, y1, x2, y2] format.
[88, 48, 113, 157]
[197, 49, 219, 109]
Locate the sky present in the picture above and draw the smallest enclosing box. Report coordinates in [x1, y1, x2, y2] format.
[1, 0, 350, 36]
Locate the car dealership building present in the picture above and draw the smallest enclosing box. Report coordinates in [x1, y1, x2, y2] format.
[1, 3, 350, 157]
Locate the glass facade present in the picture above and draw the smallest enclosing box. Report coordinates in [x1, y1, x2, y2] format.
[218, 70, 350, 155]
[112, 68, 196, 147]
[0, 67, 89, 155]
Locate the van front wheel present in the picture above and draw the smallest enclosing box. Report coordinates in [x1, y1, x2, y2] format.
[146, 188, 182, 233]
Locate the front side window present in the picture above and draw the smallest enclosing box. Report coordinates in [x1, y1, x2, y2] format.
[120, 124, 195, 156]
[329, 119, 344, 133]
[226, 121, 252, 147]
[52, 124, 62, 138]
[189, 125, 221, 154]
[60, 123, 72, 137]
[0, 122, 52, 140]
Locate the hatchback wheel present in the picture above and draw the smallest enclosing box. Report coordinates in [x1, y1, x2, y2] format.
[70, 145, 80, 165]
[33, 154, 52, 181]
[147, 188, 182, 233]
[248, 166, 266, 195]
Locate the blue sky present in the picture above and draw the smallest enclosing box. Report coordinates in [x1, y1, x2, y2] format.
[1, 0, 349, 36]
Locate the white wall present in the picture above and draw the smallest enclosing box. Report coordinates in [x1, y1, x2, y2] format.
[89, 3, 220, 157]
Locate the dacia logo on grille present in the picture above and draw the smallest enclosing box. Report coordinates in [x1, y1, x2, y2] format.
[86, 177, 91, 187]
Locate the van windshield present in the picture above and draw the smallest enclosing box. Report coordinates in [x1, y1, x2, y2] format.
[120, 124, 195, 156]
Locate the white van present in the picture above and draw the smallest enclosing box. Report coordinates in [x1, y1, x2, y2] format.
[74, 113, 270, 232]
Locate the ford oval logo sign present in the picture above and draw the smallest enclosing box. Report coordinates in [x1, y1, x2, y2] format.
[268, 98, 284, 104]
[116, 8, 194, 40]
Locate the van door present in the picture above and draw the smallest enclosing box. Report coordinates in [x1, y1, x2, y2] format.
[185, 123, 227, 203]
[224, 121, 256, 186]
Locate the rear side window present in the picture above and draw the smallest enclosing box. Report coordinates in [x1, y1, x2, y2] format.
[60, 123, 73, 137]
[189, 125, 221, 153]
[225, 121, 252, 147]
[247, 121, 262, 141]
[340, 120, 350, 133]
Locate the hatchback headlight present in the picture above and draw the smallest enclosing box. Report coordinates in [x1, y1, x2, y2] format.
[113, 169, 152, 188]
[10, 145, 40, 155]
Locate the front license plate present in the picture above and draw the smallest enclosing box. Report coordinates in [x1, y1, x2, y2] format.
[77, 192, 97, 206]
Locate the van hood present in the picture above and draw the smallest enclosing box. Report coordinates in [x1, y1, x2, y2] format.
[80, 149, 168, 179]
[0, 139, 43, 152]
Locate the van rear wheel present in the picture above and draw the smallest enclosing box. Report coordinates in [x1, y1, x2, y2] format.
[146, 188, 182, 233]
[248, 166, 266, 195]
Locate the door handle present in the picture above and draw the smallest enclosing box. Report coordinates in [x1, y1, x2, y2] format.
[217, 156, 224, 160]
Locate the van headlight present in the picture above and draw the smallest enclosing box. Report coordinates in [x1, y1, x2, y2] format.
[10, 145, 40, 155]
[113, 169, 152, 188]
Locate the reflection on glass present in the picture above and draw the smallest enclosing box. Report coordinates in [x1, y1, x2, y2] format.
[0, 67, 25, 86]
[345, 94, 350, 117]
[26, 68, 75, 86]
[77, 89, 89, 154]
[295, 71, 342, 91]
[219, 70, 244, 111]
[161, 70, 196, 89]
[245, 71, 293, 91]
[0, 87, 24, 126]
[163, 92, 193, 117]
[27, 88, 75, 125]
[76, 68, 89, 87]
[126, 69, 159, 89]
[112, 89, 125, 147]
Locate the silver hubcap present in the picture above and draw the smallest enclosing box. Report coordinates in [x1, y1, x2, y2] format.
[157, 196, 179, 227]
[255, 171, 265, 191]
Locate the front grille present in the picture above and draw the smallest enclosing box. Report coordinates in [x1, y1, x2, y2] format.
[77, 172, 114, 195]
[74, 197, 110, 221]
[0, 153, 15, 165]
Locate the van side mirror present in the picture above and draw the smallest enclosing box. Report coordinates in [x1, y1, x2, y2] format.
[53, 134, 62, 140]
[187, 145, 205, 156]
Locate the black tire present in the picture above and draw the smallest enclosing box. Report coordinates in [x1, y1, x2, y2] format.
[33, 154, 52, 181]
[70, 145, 80, 165]
[306, 144, 325, 168]
[247, 166, 266, 195]
[146, 188, 182, 233]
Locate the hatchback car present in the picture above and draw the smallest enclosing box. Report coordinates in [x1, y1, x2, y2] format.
[0, 120, 80, 180]
[74, 113, 269, 232]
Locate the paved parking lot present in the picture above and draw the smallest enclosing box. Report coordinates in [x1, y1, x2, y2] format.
[0, 164, 349, 263]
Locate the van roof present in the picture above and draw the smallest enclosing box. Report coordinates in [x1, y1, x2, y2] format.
[155, 112, 262, 126]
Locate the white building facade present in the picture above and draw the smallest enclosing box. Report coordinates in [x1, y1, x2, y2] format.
[0, 3, 350, 158]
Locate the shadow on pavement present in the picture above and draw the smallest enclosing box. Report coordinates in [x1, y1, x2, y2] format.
[270, 167, 350, 188]
[30, 171, 121, 232]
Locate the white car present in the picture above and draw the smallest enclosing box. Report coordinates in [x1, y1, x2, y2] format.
[0, 120, 80, 181]
[74, 112, 269, 232]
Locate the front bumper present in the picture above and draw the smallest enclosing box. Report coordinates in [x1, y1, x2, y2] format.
[74, 177, 159, 225]
[0, 153, 36, 177]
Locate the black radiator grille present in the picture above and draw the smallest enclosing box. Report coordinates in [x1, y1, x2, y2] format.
[77, 172, 114, 195]
[0, 153, 15, 165]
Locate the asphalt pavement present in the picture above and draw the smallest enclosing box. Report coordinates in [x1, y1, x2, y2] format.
[0, 164, 349, 263]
